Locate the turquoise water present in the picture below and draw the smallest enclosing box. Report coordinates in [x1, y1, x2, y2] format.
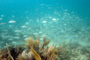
[0, 0, 90, 48]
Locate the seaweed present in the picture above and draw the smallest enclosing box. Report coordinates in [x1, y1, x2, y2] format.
[31, 47, 41, 60]
[0, 36, 90, 60]
[24, 37, 58, 60]
[0, 44, 24, 60]
[6, 43, 14, 60]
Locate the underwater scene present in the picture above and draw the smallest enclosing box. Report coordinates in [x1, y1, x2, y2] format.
[0, 0, 90, 60]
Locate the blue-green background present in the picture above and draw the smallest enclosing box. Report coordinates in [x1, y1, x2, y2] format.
[0, 0, 90, 48]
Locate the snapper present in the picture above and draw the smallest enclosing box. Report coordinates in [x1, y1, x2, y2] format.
[9, 20, 16, 23]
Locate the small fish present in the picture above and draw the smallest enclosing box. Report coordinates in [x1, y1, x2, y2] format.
[0, 22, 6, 25]
[14, 30, 21, 32]
[9, 20, 16, 23]
[1, 15, 4, 17]
[42, 21, 47, 23]
[25, 22, 29, 25]
[40, 4, 45, 6]
[21, 25, 27, 28]
[23, 35, 28, 37]
[52, 18, 57, 21]
[0, 18, 3, 20]
[13, 36, 20, 39]
[12, 15, 15, 18]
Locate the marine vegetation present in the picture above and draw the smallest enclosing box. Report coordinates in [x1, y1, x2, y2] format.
[0, 37, 58, 60]
[0, 37, 90, 60]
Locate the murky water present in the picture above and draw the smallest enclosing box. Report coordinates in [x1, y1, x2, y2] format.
[0, 0, 90, 49]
